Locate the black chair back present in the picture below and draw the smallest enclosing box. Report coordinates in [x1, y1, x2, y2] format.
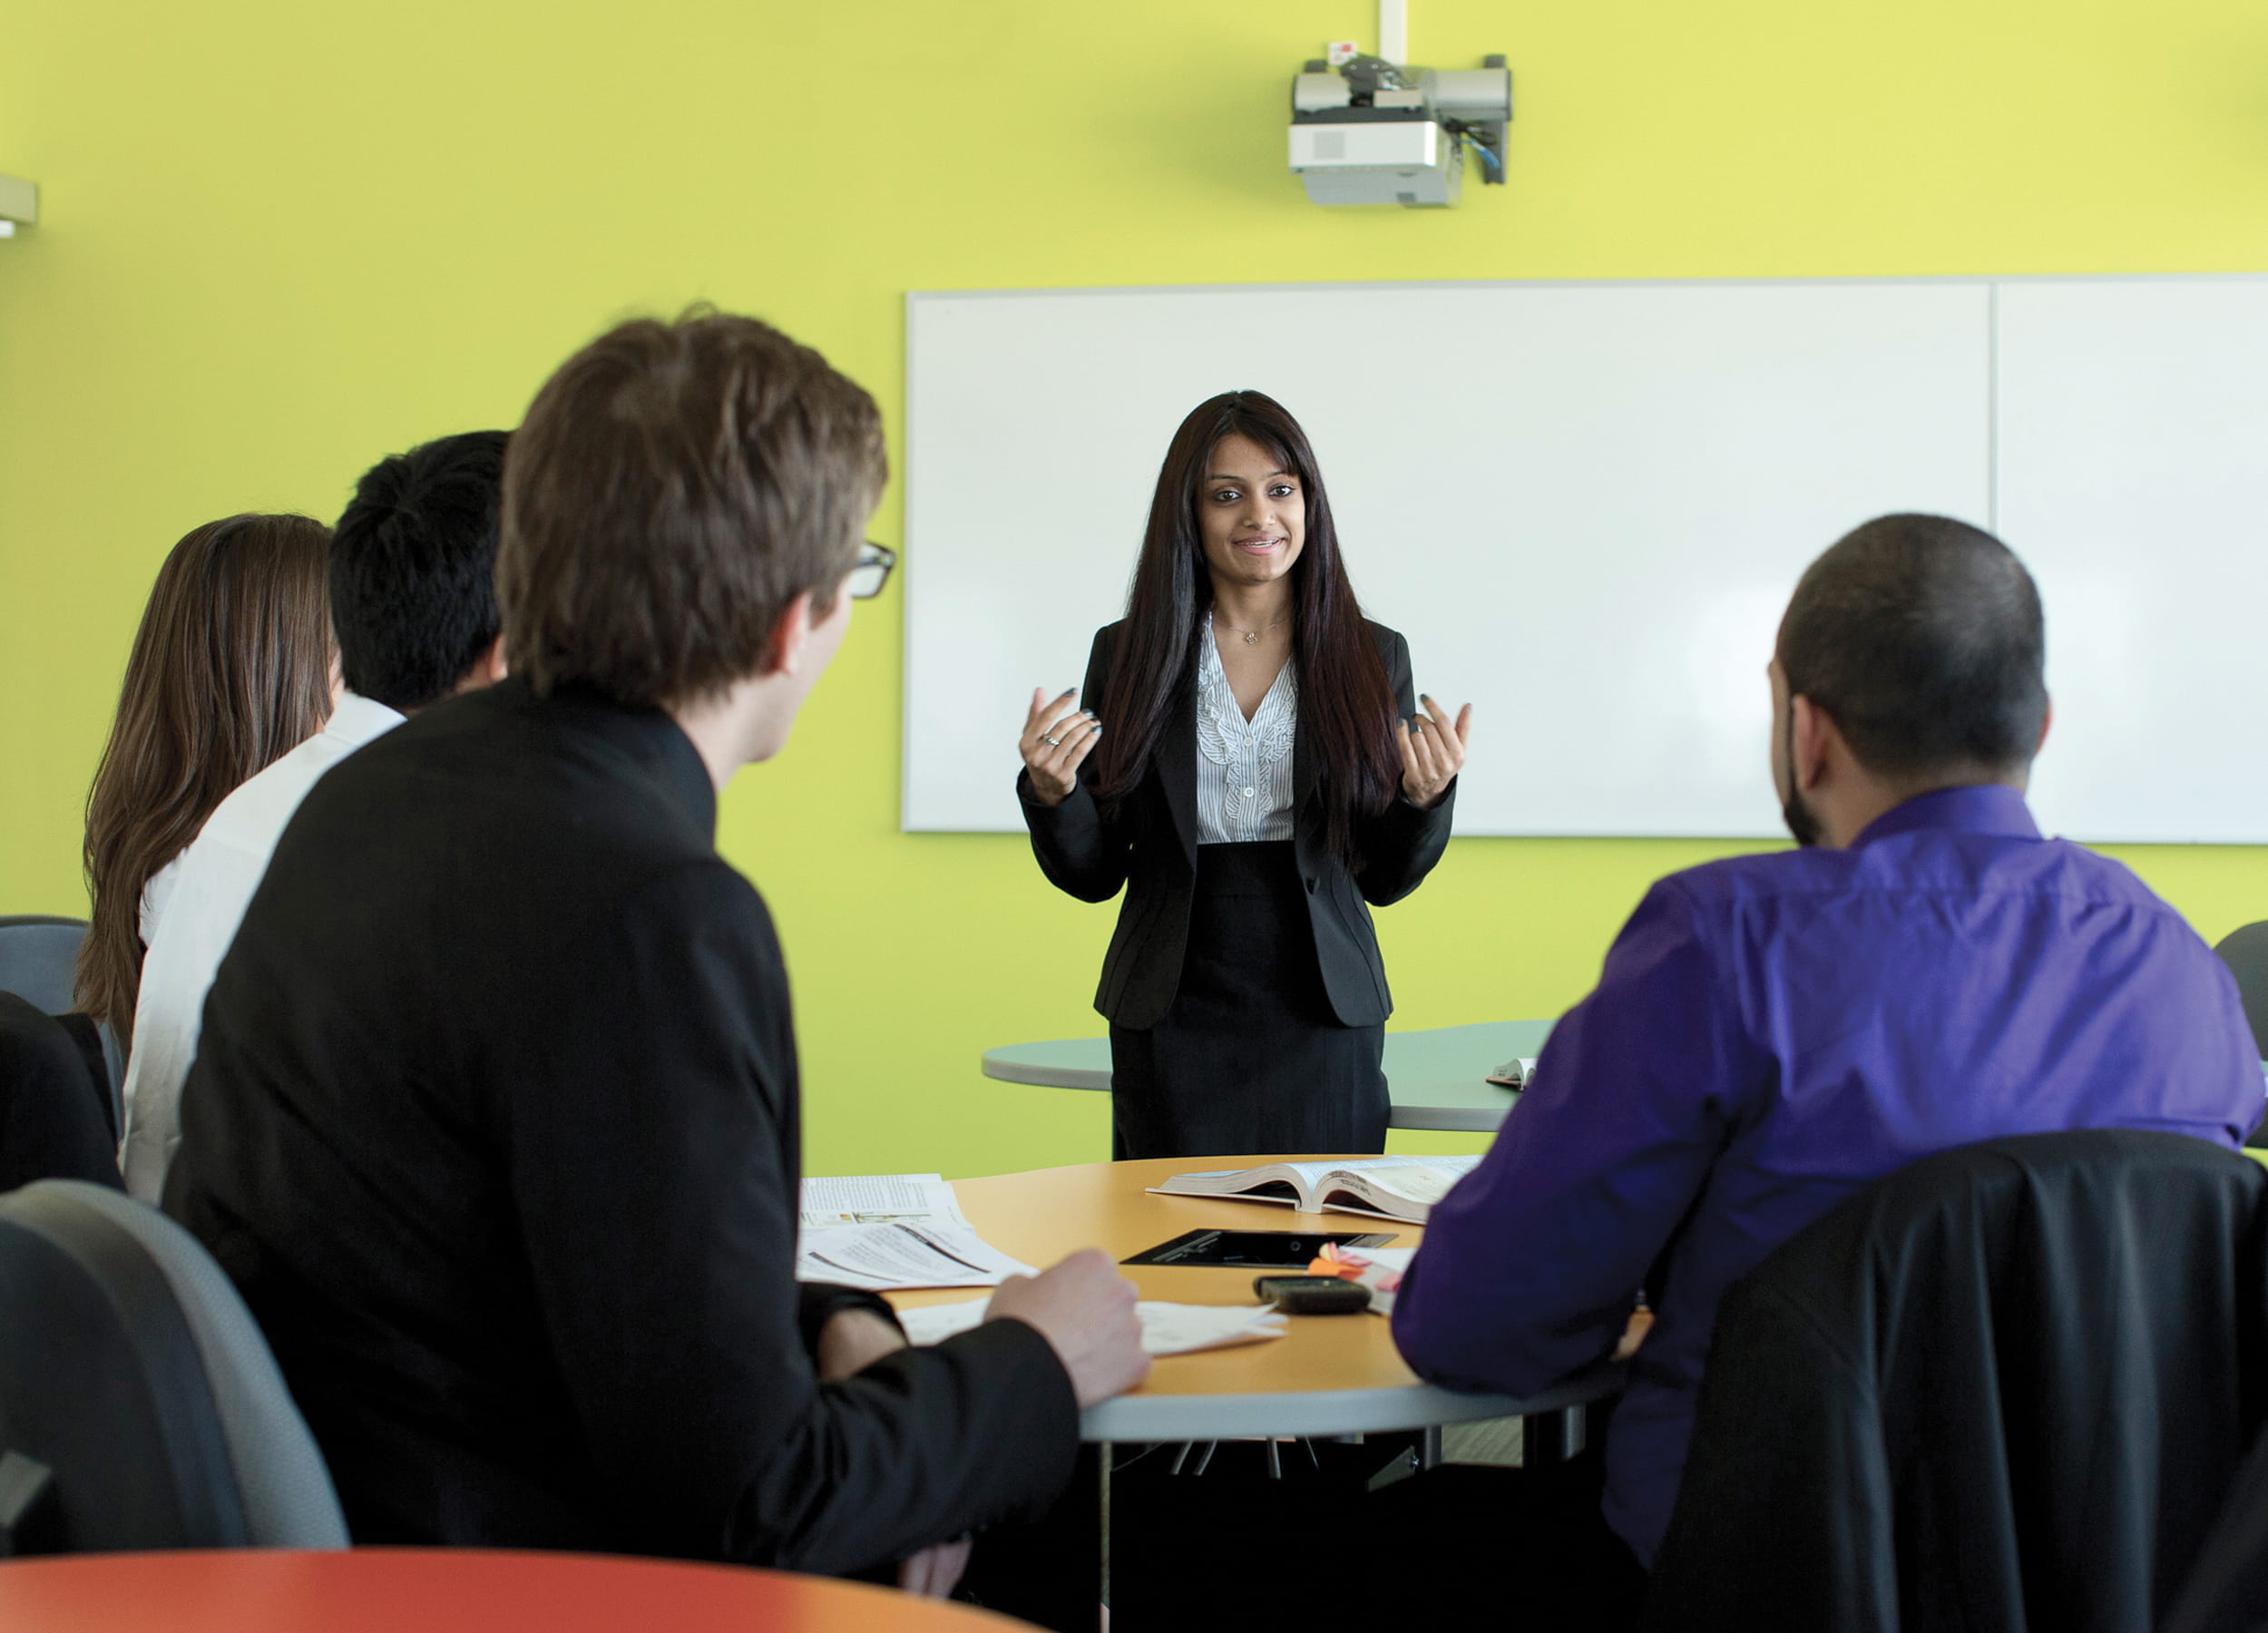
[1644, 1129, 2268, 1633]
[2165, 1425, 2268, 1633]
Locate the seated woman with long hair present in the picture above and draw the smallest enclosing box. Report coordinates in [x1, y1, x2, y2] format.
[74, 513, 336, 1042]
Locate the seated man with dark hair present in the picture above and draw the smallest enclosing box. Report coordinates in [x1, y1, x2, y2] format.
[122, 429, 513, 1199]
[1393, 513, 2264, 1590]
[164, 312, 1145, 1590]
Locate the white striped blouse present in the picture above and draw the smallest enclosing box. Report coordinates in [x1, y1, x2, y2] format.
[1194, 612, 1299, 846]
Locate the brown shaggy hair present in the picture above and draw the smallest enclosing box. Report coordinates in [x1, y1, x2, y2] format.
[499, 308, 885, 708]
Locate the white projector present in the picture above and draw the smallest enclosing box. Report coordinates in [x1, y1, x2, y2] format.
[1287, 54, 1510, 209]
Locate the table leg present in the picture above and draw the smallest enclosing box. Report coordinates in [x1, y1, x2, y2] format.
[1520, 1405, 1587, 1466]
[1099, 1439, 1111, 1628]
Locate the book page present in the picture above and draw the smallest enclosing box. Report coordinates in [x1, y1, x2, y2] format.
[1153, 1169, 1254, 1192]
[796, 1220, 1036, 1290]
[898, 1298, 1287, 1356]
[1277, 1156, 1470, 1188]
[1339, 1156, 1481, 1206]
[799, 1173, 964, 1229]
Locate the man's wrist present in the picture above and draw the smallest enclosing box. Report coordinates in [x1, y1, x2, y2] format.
[817, 1307, 910, 1381]
[797, 1281, 904, 1357]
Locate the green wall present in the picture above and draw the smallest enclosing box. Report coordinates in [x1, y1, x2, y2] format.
[6, 0, 2268, 1178]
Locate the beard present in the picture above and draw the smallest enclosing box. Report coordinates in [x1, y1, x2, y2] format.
[1779, 711, 1824, 848]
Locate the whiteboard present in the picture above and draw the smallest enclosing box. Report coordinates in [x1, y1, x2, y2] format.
[904, 276, 2266, 842]
[1997, 280, 2268, 844]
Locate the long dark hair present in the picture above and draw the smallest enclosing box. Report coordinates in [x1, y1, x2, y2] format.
[1092, 391, 1400, 860]
[76, 513, 336, 1033]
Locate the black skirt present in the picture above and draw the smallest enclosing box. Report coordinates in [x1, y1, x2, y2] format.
[1109, 840, 1388, 1160]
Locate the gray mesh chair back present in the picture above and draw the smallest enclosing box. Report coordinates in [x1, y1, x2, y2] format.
[2212, 921, 2268, 1149]
[2214, 921, 2268, 1058]
[0, 916, 122, 1131]
[0, 917, 87, 1018]
[0, 1180, 346, 1553]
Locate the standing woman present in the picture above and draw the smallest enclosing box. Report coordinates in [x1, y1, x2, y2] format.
[1017, 391, 1470, 1159]
[75, 513, 336, 1041]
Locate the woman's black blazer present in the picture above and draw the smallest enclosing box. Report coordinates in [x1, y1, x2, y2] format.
[1017, 619, 1456, 1031]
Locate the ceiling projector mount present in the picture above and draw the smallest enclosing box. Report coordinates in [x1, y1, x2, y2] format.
[1286, 3, 1510, 209]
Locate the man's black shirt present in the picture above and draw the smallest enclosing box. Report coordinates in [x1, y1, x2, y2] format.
[165, 678, 1077, 1573]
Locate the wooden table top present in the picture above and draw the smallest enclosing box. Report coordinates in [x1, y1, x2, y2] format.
[890, 1156, 1614, 1442]
[0, 1549, 1028, 1632]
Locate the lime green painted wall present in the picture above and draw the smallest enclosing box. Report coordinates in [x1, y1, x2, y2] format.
[6, 0, 2268, 1178]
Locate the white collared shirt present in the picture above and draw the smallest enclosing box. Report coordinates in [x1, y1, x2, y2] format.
[1194, 613, 1299, 846]
[120, 690, 406, 1199]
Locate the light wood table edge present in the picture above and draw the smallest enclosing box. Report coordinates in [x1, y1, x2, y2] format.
[1081, 1369, 1618, 1442]
[909, 1156, 1625, 1443]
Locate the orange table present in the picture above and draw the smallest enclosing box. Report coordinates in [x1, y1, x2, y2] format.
[892, 1156, 1620, 1443]
[0, 1549, 1030, 1632]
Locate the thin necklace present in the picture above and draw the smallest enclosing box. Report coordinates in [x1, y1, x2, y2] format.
[1217, 612, 1291, 645]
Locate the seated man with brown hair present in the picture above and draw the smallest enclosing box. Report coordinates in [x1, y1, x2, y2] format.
[164, 311, 1147, 1589]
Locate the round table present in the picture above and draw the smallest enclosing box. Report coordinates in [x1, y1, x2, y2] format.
[979, 1019, 1553, 1133]
[0, 1549, 1027, 1632]
[892, 1155, 1619, 1442]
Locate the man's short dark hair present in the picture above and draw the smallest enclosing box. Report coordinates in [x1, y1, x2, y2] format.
[1778, 513, 2048, 780]
[498, 309, 885, 709]
[331, 430, 509, 711]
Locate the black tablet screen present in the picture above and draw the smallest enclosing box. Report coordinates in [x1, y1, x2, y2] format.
[1120, 1228, 1398, 1268]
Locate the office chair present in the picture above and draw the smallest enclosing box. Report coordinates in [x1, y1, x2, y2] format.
[1644, 1130, 2268, 1633]
[2165, 1424, 2268, 1633]
[0, 995, 120, 1192]
[0, 1179, 347, 1554]
[0, 915, 122, 1132]
[2214, 921, 2268, 1055]
[0, 916, 88, 1018]
[2214, 922, 2268, 1150]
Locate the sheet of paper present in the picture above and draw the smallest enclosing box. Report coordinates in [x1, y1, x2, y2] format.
[895, 1298, 1289, 1356]
[797, 1220, 1037, 1291]
[1321, 1246, 1414, 1316]
[1337, 1247, 1413, 1273]
[799, 1173, 964, 1229]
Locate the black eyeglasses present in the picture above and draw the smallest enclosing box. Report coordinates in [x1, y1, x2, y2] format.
[846, 542, 896, 601]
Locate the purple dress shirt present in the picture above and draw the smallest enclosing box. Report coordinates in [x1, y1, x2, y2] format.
[1392, 785, 2264, 1565]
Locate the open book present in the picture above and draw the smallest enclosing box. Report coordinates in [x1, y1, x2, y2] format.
[1150, 1155, 1482, 1225]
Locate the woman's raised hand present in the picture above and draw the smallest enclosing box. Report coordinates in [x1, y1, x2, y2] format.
[1399, 693, 1471, 809]
[1020, 687, 1101, 807]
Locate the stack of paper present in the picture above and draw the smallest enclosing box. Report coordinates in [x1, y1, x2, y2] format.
[895, 1298, 1289, 1356]
[796, 1173, 1038, 1291]
[799, 1173, 963, 1229]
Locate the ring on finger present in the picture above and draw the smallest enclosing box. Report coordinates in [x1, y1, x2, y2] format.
[1041, 733, 1061, 747]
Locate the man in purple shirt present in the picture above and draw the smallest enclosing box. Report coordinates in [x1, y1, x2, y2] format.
[1392, 513, 2263, 1587]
